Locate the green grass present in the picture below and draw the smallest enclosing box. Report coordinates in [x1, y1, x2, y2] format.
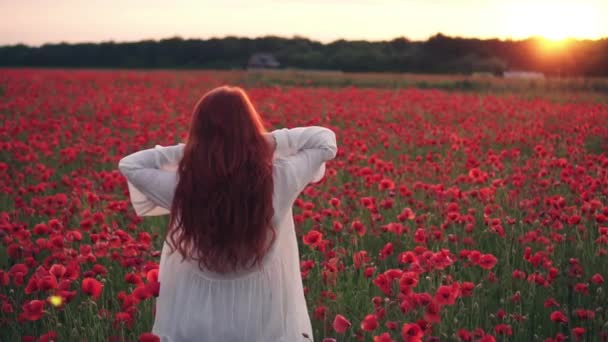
[239, 69, 608, 103]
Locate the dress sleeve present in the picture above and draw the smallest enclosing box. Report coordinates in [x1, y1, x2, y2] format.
[271, 126, 337, 201]
[118, 143, 185, 216]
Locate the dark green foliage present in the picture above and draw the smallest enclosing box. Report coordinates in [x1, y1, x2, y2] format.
[1, 34, 607, 76]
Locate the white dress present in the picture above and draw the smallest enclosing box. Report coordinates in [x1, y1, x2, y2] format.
[118, 126, 338, 342]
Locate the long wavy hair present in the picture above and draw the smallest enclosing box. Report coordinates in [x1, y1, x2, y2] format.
[168, 86, 275, 273]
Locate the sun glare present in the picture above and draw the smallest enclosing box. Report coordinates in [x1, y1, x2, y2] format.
[508, 2, 600, 41]
[533, 36, 573, 58]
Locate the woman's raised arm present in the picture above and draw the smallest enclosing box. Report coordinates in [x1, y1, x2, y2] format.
[118, 143, 184, 216]
[270, 126, 337, 202]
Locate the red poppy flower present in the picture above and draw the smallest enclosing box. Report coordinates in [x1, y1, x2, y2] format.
[397, 207, 416, 221]
[145, 281, 160, 297]
[49, 264, 67, 278]
[478, 335, 496, 342]
[353, 250, 370, 269]
[424, 301, 441, 323]
[9, 263, 28, 286]
[38, 331, 57, 342]
[313, 305, 326, 320]
[373, 273, 392, 296]
[399, 273, 418, 295]
[303, 230, 323, 247]
[385, 320, 398, 330]
[494, 324, 512, 336]
[360, 314, 378, 331]
[460, 282, 475, 297]
[457, 329, 472, 341]
[402, 323, 423, 342]
[574, 309, 595, 320]
[590, 273, 604, 285]
[379, 242, 394, 260]
[550, 311, 568, 323]
[19, 300, 45, 321]
[572, 327, 585, 341]
[81, 277, 103, 299]
[478, 254, 497, 269]
[146, 269, 159, 283]
[574, 283, 589, 295]
[435, 284, 458, 306]
[413, 229, 427, 244]
[114, 311, 134, 328]
[329, 197, 341, 207]
[2, 300, 13, 314]
[351, 220, 366, 237]
[373, 332, 394, 342]
[332, 314, 351, 333]
[379, 178, 395, 190]
[139, 333, 161, 342]
[125, 272, 143, 285]
[133, 285, 151, 301]
[37, 275, 58, 292]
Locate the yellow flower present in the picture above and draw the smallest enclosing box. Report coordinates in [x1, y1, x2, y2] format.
[48, 295, 63, 307]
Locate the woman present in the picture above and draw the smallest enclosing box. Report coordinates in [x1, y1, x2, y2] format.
[118, 86, 337, 342]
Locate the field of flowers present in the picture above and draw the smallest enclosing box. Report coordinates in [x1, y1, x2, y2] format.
[1, 69, 607, 342]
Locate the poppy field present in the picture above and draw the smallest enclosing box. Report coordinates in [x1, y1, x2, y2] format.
[1, 69, 608, 342]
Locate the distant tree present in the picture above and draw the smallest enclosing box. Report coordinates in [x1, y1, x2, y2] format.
[0, 35, 606, 76]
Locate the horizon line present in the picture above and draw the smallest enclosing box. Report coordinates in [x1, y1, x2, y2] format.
[3, 33, 607, 48]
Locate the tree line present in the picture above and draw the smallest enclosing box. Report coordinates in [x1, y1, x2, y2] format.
[1, 34, 607, 76]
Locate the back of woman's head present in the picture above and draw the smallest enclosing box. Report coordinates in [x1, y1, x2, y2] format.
[168, 86, 275, 273]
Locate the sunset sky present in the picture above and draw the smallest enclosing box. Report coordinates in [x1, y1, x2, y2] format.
[1, 0, 606, 46]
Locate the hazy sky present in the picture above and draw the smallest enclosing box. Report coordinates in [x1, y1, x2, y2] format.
[1, 0, 606, 46]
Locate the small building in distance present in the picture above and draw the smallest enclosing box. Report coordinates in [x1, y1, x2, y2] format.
[247, 53, 280, 69]
[502, 71, 545, 79]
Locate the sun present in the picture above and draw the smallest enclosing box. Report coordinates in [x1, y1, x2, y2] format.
[536, 22, 574, 42]
[507, 1, 600, 41]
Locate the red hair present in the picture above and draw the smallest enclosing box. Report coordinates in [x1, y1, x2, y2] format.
[168, 86, 275, 273]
